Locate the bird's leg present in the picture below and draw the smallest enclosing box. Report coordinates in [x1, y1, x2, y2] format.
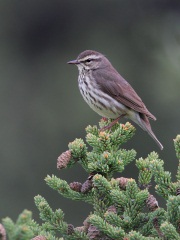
[100, 114, 126, 131]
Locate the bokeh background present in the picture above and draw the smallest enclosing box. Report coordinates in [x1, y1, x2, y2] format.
[0, 0, 180, 228]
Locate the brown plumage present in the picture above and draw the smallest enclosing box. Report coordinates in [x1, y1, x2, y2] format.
[93, 67, 156, 120]
[68, 50, 163, 150]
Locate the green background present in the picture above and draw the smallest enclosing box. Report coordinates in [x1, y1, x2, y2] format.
[0, 0, 180, 227]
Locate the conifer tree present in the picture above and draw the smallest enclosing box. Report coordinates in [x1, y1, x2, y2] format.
[1, 119, 180, 239]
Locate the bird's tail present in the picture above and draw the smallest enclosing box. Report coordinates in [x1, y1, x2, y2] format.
[136, 113, 163, 150]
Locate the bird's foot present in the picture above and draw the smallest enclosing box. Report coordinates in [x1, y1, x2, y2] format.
[99, 115, 125, 132]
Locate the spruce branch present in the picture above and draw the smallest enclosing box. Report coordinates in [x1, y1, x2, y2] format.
[167, 195, 180, 233]
[124, 230, 160, 239]
[176, 160, 180, 181]
[136, 157, 152, 188]
[174, 135, 180, 160]
[34, 195, 89, 240]
[1, 120, 180, 239]
[89, 214, 126, 239]
[32, 236, 47, 240]
[160, 222, 180, 240]
[2, 210, 34, 240]
[45, 175, 93, 204]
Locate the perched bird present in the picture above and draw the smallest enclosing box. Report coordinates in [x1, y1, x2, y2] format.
[68, 50, 163, 150]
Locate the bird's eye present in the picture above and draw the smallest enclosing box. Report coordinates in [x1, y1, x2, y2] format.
[86, 59, 92, 63]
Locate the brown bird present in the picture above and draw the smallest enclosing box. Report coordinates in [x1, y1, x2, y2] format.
[68, 50, 163, 150]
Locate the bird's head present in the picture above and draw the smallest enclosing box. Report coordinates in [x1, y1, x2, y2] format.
[67, 50, 110, 72]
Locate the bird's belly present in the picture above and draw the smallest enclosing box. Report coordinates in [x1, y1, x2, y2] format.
[79, 81, 127, 119]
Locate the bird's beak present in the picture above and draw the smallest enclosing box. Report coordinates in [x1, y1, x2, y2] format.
[67, 59, 80, 65]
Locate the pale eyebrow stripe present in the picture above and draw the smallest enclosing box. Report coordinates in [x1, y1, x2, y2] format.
[80, 55, 101, 61]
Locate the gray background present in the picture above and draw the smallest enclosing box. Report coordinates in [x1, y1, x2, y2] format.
[0, 0, 180, 227]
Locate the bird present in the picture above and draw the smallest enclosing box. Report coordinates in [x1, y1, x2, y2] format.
[67, 50, 163, 150]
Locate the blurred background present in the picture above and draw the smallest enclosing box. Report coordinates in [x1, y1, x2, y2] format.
[0, 0, 180, 228]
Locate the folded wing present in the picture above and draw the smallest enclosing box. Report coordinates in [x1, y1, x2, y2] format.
[93, 66, 156, 121]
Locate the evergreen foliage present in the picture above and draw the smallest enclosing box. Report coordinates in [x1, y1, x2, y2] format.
[1, 210, 34, 240]
[1, 119, 180, 239]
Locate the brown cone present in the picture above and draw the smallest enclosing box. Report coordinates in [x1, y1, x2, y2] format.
[0, 224, 6, 240]
[57, 150, 71, 169]
[146, 194, 159, 211]
[69, 182, 82, 192]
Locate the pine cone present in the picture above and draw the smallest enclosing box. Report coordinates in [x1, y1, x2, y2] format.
[57, 150, 71, 169]
[69, 182, 82, 192]
[176, 187, 180, 196]
[81, 179, 93, 193]
[83, 217, 90, 233]
[87, 224, 101, 239]
[153, 217, 164, 237]
[0, 224, 6, 240]
[67, 224, 74, 235]
[146, 194, 159, 211]
[116, 177, 129, 190]
[106, 205, 117, 214]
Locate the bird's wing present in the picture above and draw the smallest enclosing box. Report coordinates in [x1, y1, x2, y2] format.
[93, 67, 156, 120]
